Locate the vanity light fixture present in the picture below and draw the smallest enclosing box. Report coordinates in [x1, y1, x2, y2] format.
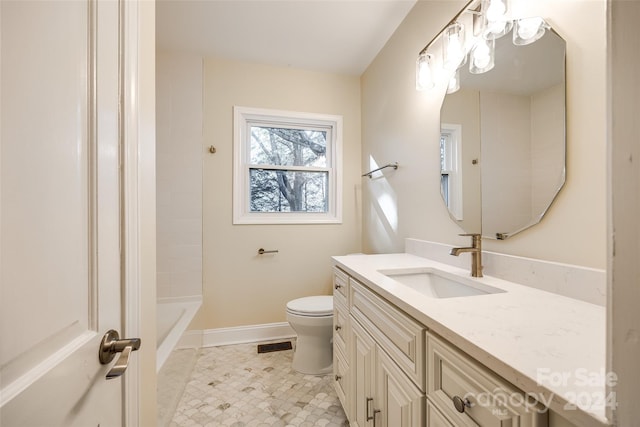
[469, 37, 495, 74]
[416, 52, 435, 91]
[415, 0, 550, 92]
[513, 17, 549, 45]
[443, 22, 467, 70]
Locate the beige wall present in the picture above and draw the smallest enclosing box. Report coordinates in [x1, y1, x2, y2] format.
[361, 0, 606, 268]
[481, 91, 533, 236]
[531, 83, 565, 217]
[192, 58, 362, 329]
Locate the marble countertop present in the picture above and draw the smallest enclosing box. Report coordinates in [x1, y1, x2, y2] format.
[332, 253, 608, 427]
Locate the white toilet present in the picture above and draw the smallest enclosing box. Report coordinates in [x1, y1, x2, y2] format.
[286, 295, 334, 375]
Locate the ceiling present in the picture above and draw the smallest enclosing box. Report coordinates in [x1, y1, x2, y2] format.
[156, 0, 417, 76]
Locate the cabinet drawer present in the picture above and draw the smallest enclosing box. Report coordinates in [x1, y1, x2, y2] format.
[350, 278, 426, 391]
[428, 334, 547, 427]
[333, 298, 349, 358]
[333, 267, 348, 305]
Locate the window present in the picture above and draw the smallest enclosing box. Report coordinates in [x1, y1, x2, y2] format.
[440, 123, 463, 220]
[233, 106, 342, 224]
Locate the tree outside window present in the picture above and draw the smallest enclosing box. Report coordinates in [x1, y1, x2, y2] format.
[249, 126, 328, 213]
[233, 107, 342, 224]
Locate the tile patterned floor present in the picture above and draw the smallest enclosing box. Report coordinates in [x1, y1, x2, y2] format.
[158, 347, 200, 426]
[164, 341, 348, 427]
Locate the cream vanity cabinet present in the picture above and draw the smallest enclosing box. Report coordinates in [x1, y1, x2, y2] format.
[333, 266, 549, 427]
[334, 267, 425, 426]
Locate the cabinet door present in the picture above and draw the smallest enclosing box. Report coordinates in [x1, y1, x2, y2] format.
[376, 348, 425, 427]
[351, 319, 377, 427]
[427, 399, 457, 427]
[350, 278, 426, 391]
[334, 348, 350, 418]
[334, 297, 350, 414]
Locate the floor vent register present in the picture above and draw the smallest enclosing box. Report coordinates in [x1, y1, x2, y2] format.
[257, 341, 293, 354]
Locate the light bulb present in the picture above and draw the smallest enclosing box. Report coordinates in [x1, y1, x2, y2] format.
[517, 17, 543, 39]
[481, 0, 512, 40]
[513, 17, 548, 45]
[443, 23, 467, 70]
[486, 0, 506, 22]
[416, 53, 434, 91]
[487, 20, 507, 35]
[469, 38, 495, 74]
[473, 41, 491, 68]
[448, 34, 462, 59]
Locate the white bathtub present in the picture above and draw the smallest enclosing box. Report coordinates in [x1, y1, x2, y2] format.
[156, 297, 202, 371]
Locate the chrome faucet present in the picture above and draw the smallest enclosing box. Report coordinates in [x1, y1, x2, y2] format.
[450, 233, 483, 277]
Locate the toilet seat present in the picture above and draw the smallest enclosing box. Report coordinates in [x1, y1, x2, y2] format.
[286, 296, 333, 317]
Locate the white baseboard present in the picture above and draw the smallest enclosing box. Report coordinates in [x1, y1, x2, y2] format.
[195, 322, 296, 348]
[177, 329, 203, 350]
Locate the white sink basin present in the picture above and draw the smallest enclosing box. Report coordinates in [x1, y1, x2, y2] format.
[378, 268, 505, 298]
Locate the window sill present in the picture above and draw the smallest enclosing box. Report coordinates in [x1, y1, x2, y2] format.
[233, 212, 342, 225]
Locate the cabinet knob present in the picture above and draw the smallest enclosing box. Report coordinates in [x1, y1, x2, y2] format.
[335, 374, 342, 381]
[335, 325, 342, 331]
[452, 395, 471, 413]
[334, 283, 342, 290]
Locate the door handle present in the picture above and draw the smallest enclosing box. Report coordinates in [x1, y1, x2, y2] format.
[99, 329, 141, 380]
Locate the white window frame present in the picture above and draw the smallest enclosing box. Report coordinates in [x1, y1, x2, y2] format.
[440, 123, 464, 220]
[233, 106, 343, 224]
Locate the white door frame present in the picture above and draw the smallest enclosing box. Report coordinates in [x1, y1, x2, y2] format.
[121, 0, 156, 424]
[122, 0, 141, 422]
[607, 1, 640, 424]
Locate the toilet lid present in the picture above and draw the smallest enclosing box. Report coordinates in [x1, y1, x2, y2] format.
[286, 296, 333, 316]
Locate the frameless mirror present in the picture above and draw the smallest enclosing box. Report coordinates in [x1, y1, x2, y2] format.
[439, 13, 566, 239]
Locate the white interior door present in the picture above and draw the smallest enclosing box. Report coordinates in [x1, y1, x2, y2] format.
[1, 1, 130, 425]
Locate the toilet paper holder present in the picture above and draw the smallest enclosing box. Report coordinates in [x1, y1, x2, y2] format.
[258, 248, 279, 255]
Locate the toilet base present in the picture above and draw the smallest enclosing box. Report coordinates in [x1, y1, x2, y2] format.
[291, 334, 333, 375]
